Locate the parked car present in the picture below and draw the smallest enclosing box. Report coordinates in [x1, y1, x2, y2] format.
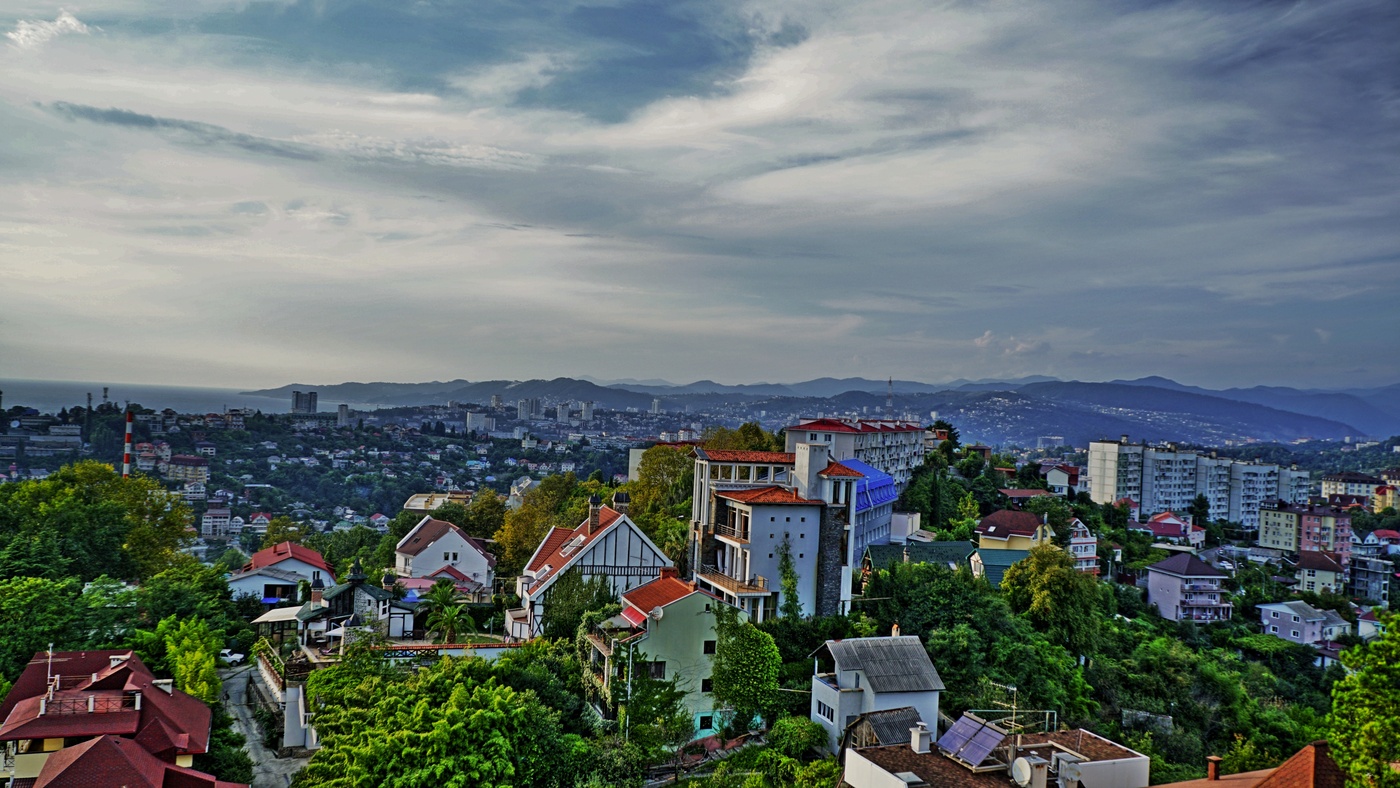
[220, 648, 246, 666]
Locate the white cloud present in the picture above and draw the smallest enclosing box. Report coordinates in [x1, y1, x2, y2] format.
[5, 10, 90, 50]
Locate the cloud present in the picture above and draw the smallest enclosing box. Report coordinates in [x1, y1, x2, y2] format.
[5, 11, 89, 50]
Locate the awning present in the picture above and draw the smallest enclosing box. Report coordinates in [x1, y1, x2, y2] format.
[252, 606, 303, 625]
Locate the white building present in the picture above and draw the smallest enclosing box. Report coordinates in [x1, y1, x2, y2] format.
[395, 516, 496, 599]
[1068, 518, 1099, 575]
[810, 635, 943, 754]
[785, 418, 926, 492]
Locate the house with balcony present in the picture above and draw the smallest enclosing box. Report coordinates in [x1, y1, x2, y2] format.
[200, 507, 232, 539]
[1131, 511, 1205, 551]
[690, 444, 874, 620]
[508, 493, 670, 640]
[582, 567, 733, 738]
[1068, 518, 1100, 575]
[785, 417, 926, 492]
[810, 635, 944, 754]
[1295, 551, 1346, 595]
[394, 515, 496, 601]
[0, 650, 241, 787]
[1145, 553, 1232, 622]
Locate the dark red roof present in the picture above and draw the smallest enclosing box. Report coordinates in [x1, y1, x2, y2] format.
[396, 517, 495, 568]
[975, 509, 1043, 537]
[1148, 553, 1225, 578]
[1253, 741, 1345, 788]
[698, 449, 795, 463]
[793, 418, 922, 434]
[716, 487, 821, 505]
[1297, 551, 1345, 574]
[243, 542, 334, 575]
[33, 734, 245, 788]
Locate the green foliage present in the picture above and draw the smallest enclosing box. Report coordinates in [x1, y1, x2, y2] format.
[0, 576, 82, 681]
[80, 574, 138, 647]
[1000, 545, 1106, 655]
[630, 444, 695, 516]
[194, 708, 255, 785]
[768, 715, 827, 760]
[165, 616, 222, 703]
[261, 516, 309, 548]
[711, 604, 781, 729]
[701, 423, 783, 452]
[1329, 611, 1400, 788]
[540, 569, 615, 640]
[777, 537, 802, 620]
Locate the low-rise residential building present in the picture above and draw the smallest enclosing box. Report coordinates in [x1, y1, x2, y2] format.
[1146, 553, 1232, 622]
[971, 548, 1031, 588]
[1154, 740, 1343, 788]
[810, 635, 943, 754]
[1358, 608, 1387, 642]
[975, 510, 1053, 551]
[1295, 551, 1346, 595]
[509, 494, 671, 640]
[1131, 511, 1205, 551]
[1257, 501, 1352, 566]
[1042, 463, 1082, 497]
[295, 559, 415, 641]
[0, 650, 240, 787]
[394, 515, 496, 600]
[1363, 529, 1400, 555]
[583, 567, 730, 738]
[228, 541, 334, 602]
[1069, 517, 1100, 574]
[200, 507, 232, 538]
[1258, 601, 1350, 646]
[860, 541, 975, 590]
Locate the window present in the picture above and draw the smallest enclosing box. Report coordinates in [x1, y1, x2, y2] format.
[444, 551, 451, 561]
[1292, 615, 1300, 622]
[1270, 625, 1278, 633]
[816, 701, 834, 722]
[647, 661, 666, 679]
[1291, 630, 1300, 637]
[701, 678, 714, 693]
[699, 715, 713, 731]
[1271, 611, 1279, 618]
[703, 640, 716, 655]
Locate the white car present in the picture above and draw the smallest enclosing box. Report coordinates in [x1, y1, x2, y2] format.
[220, 649, 246, 666]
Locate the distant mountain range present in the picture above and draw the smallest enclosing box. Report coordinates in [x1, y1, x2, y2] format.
[243, 375, 1400, 445]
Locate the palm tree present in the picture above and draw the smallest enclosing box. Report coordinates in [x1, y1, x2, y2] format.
[425, 604, 477, 644]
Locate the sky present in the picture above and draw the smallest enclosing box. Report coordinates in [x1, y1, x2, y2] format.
[1, 0, 1397, 391]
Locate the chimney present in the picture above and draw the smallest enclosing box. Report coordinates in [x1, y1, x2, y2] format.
[587, 495, 602, 534]
[910, 722, 931, 754]
[1207, 756, 1222, 781]
[612, 491, 630, 515]
[660, 566, 679, 580]
[311, 576, 324, 605]
[892, 622, 901, 637]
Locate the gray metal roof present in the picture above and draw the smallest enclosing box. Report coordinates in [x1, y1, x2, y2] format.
[864, 541, 975, 572]
[813, 636, 945, 693]
[852, 706, 924, 746]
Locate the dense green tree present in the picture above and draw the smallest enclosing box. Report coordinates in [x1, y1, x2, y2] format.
[1188, 494, 1212, 529]
[540, 569, 615, 640]
[80, 575, 138, 647]
[465, 489, 507, 540]
[630, 444, 694, 516]
[1329, 612, 1400, 788]
[711, 604, 781, 729]
[165, 617, 222, 703]
[1000, 545, 1106, 656]
[0, 576, 82, 681]
[768, 715, 827, 760]
[777, 536, 803, 619]
[261, 516, 309, 548]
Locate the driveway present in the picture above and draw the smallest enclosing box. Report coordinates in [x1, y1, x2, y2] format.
[220, 666, 310, 788]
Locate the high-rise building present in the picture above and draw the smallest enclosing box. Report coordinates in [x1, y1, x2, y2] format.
[490, 394, 503, 409]
[291, 390, 318, 414]
[555, 403, 570, 423]
[651, 398, 662, 415]
[517, 399, 530, 421]
[785, 417, 926, 492]
[336, 403, 351, 427]
[1089, 436, 1311, 530]
[581, 401, 594, 422]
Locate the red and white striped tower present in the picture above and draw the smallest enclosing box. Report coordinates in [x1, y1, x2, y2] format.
[122, 409, 134, 478]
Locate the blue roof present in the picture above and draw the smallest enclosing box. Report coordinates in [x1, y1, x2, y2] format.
[842, 458, 899, 513]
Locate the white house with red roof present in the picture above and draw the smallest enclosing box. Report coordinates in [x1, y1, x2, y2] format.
[0, 650, 242, 787]
[1042, 464, 1083, 497]
[785, 417, 926, 492]
[228, 542, 334, 603]
[246, 513, 273, 535]
[395, 516, 496, 600]
[1068, 517, 1099, 574]
[582, 567, 738, 738]
[508, 493, 671, 640]
[1130, 511, 1205, 551]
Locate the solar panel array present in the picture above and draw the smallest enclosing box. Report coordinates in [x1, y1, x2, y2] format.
[936, 715, 1005, 767]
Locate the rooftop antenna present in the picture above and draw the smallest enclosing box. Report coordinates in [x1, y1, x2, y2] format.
[886, 377, 894, 419]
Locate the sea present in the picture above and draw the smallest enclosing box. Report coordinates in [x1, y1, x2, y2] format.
[0, 378, 374, 415]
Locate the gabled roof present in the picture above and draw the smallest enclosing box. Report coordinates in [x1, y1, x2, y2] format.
[812, 636, 944, 693]
[1156, 741, 1344, 788]
[242, 542, 334, 575]
[226, 566, 303, 585]
[864, 541, 975, 573]
[975, 509, 1043, 538]
[842, 706, 923, 748]
[1148, 553, 1225, 578]
[1259, 601, 1326, 621]
[819, 461, 864, 478]
[694, 449, 795, 463]
[32, 734, 244, 788]
[1297, 551, 1345, 574]
[525, 506, 624, 574]
[715, 486, 821, 506]
[396, 516, 496, 567]
[621, 571, 719, 614]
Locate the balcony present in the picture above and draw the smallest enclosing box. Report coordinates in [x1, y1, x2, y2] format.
[1182, 583, 1221, 591]
[714, 521, 750, 543]
[698, 565, 769, 596]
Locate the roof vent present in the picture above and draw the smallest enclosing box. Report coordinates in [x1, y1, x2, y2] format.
[152, 679, 174, 695]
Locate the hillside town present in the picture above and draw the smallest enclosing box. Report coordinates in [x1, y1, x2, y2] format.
[0, 390, 1397, 788]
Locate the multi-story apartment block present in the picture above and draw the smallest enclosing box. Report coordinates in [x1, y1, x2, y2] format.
[291, 389, 318, 414]
[1089, 436, 1310, 530]
[1321, 471, 1383, 500]
[1257, 502, 1352, 567]
[690, 443, 890, 620]
[164, 454, 210, 484]
[785, 418, 926, 492]
[1296, 551, 1346, 594]
[1346, 555, 1392, 605]
[200, 507, 232, 538]
[1145, 553, 1232, 622]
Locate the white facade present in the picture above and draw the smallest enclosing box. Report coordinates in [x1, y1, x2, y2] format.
[395, 517, 494, 590]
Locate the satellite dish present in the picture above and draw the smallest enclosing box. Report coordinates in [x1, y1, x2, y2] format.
[8, 420, 17, 429]
[649, 606, 664, 620]
[1059, 759, 1083, 784]
[1013, 758, 1034, 787]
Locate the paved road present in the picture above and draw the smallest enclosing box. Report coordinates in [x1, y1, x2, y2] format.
[219, 666, 309, 788]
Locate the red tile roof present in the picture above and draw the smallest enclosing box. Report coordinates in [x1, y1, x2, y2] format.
[395, 517, 495, 568]
[524, 507, 624, 573]
[621, 571, 718, 613]
[715, 487, 821, 505]
[1156, 741, 1343, 788]
[243, 542, 334, 575]
[819, 461, 864, 478]
[33, 734, 244, 788]
[793, 418, 923, 434]
[698, 449, 795, 463]
[1371, 529, 1400, 540]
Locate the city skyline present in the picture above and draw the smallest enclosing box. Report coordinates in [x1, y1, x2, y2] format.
[2, 0, 1397, 390]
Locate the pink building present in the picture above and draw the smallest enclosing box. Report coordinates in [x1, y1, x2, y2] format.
[1146, 553, 1232, 622]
